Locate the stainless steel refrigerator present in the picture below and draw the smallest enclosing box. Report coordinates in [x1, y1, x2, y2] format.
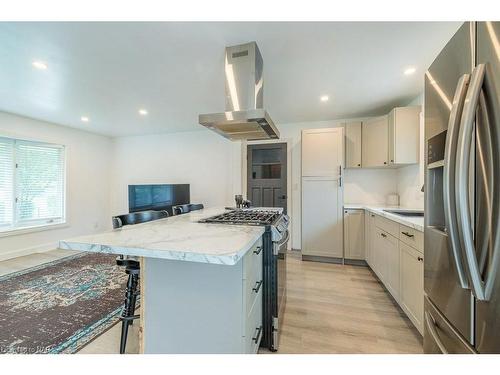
[424, 21, 500, 354]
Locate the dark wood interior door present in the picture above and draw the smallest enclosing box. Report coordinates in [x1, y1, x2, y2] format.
[247, 143, 287, 213]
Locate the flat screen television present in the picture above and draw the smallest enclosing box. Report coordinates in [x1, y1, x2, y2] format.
[128, 184, 190, 215]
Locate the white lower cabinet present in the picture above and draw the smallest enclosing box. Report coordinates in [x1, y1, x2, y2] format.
[343, 209, 365, 260]
[354, 209, 424, 335]
[372, 228, 386, 282]
[383, 231, 400, 302]
[400, 242, 424, 334]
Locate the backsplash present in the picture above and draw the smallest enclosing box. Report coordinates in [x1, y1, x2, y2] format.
[397, 164, 424, 208]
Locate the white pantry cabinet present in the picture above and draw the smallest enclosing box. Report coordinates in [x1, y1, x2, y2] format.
[344, 121, 362, 168]
[362, 116, 389, 167]
[388, 106, 421, 165]
[302, 177, 343, 259]
[400, 242, 424, 334]
[302, 128, 344, 176]
[301, 128, 344, 261]
[343, 209, 365, 260]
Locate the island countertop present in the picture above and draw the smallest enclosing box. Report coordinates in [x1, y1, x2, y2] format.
[59, 207, 265, 265]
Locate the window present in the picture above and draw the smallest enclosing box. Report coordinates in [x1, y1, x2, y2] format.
[0, 136, 65, 233]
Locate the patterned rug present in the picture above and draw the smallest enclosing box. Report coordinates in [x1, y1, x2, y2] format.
[0, 252, 130, 354]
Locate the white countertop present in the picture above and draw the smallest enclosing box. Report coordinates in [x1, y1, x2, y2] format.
[344, 204, 424, 232]
[59, 207, 265, 265]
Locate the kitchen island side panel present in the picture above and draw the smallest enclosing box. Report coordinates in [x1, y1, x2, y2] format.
[143, 257, 245, 353]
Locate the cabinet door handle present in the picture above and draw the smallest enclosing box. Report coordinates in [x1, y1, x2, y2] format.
[381, 233, 387, 238]
[252, 280, 263, 293]
[357, 163, 361, 167]
[384, 161, 387, 165]
[401, 231, 415, 238]
[418, 256, 424, 262]
[252, 325, 263, 343]
[253, 246, 262, 255]
[371, 214, 375, 217]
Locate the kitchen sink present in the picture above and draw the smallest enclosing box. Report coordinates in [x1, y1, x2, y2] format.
[383, 209, 424, 217]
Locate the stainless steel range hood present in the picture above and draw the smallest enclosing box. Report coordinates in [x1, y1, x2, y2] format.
[199, 42, 279, 141]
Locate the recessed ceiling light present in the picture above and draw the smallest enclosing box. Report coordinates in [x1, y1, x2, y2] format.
[32, 60, 48, 70]
[320, 95, 329, 102]
[404, 67, 417, 75]
[80, 116, 89, 123]
[138, 109, 148, 116]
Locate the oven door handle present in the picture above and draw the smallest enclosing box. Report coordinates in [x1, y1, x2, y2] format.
[273, 229, 290, 255]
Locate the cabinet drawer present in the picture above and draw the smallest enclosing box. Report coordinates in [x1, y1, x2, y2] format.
[399, 225, 423, 253]
[244, 259, 263, 316]
[375, 215, 399, 238]
[243, 239, 263, 280]
[244, 288, 263, 353]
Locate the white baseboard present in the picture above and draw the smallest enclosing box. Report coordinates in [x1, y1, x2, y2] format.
[0, 241, 58, 262]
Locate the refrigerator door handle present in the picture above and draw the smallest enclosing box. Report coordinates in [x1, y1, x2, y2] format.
[425, 311, 449, 354]
[478, 68, 500, 301]
[443, 74, 471, 289]
[456, 63, 488, 301]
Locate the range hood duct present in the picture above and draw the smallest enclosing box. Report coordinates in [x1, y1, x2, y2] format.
[199, 42, 279, 141]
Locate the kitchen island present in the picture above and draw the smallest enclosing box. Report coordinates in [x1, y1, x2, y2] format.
[59, 208, 265, 353]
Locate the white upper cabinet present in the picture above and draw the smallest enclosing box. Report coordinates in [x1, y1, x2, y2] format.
[302, 128, 344, 176]
[344, 121, 362, 168]
[388, 106, 421, 165]
[362, 115, 389, 168]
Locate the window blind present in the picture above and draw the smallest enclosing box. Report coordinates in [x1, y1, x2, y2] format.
[0, 138, 14, 226]
[16, 141, 65, 223]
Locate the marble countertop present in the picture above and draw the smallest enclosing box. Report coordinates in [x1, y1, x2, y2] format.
[343, 204, 424, 232]
[59, 207, 265, 265]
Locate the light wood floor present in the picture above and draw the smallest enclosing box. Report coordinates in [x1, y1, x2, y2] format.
[0, 249, 422, 354]
[277, 252, 423, 353]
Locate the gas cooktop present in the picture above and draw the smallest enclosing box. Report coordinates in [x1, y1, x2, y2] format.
[199, 209, 281, 226]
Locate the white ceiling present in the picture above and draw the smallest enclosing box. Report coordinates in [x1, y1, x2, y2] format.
[0, 22, 461, 137]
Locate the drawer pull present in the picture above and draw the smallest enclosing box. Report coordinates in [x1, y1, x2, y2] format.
[252, 325, 263, 343]
[418, 256, 424, 262]
[402, 231, 415, 238]
[253, 246, 263, 255]
[371, 214, 375, 217]
[381, 233, 387, 238]
[252, 280, 263, 293]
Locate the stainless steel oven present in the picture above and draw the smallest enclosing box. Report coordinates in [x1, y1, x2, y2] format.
[275, 229, 289, 349]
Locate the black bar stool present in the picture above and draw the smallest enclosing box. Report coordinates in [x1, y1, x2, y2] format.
[112, 209, 168, 354]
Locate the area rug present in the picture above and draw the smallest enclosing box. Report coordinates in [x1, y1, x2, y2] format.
[0, 252, 130, 354]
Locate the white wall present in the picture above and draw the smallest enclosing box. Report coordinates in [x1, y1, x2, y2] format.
[0, 112, 112, 261]
[397, 94, 424, 208]
[110, 129, 242, 215]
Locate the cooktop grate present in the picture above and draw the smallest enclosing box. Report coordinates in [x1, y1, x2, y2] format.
[199, 210, 281, 226]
